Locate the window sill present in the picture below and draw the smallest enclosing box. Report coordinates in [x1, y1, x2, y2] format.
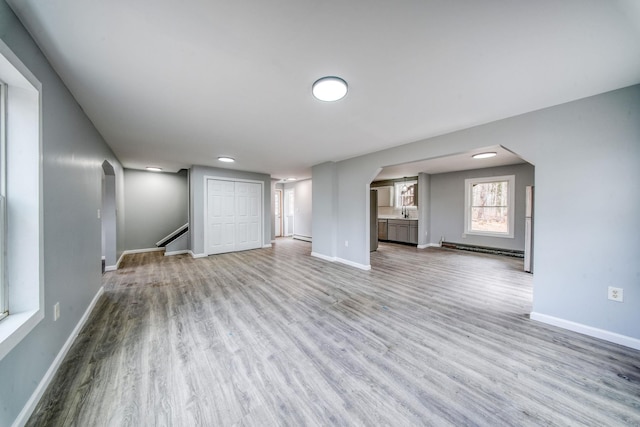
[0, 308, 43, 361]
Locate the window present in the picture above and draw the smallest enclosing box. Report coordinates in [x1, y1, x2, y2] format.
[0, 39, 43, 361]
[394, 180, 417, 208]
[464, 175, 515, 238]
[0, 81, 6, 321]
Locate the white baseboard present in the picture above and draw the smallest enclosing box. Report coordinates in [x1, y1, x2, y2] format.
[189, 251, 207, 259]
[104, 265, 117, 272]
[164, 250, 189, 256]
[262, 244, 273, 248]
[115, 252, 125, 269]
[311, 252, 371, 271]
[336, 257, 371, 271]
[123, 247, 165, 255]
[293, 235, 312, 243]
[530, 312, 640, 351]
[13, 287, 105, 427]
[311, 251, 336, 262]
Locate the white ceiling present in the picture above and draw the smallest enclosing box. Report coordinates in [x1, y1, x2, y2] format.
[7, 0, 640, 180]
[374, 145, 525, 181]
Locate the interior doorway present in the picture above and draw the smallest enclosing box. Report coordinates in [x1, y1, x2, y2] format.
[274, 189, 283, 237]
[284, 188, 294, 237]
[101, 160, 117, 271]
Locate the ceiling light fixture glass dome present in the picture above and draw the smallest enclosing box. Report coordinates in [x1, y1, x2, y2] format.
[312, 76, 348, 102]
[472, 152, 497, 159]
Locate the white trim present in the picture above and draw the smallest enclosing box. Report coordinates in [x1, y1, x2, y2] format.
[530, 312, 640, 351]
[0, 309, 42, 361]
[293, 235, 312, 242]
[311, 251, 336, 262]
[164, 250, 190, 256]
[115, 252, 125, 269]
[189, 250, 207, 259]
[311, 252, 371, 271]
[123, 247, 165, 255]
[271, 240, 276, 244]
[262, 244, 272, 248]
[12, 287, 105, 427]
[104, 265, 117, 272]
[336, 257, 371, 271]
[0, 39, 45, 363]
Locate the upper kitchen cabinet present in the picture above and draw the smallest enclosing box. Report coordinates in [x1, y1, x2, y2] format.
[372, 177, 418, 208]
[376, 186, 394, 207]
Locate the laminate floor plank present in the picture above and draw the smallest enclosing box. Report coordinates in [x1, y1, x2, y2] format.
[27, 239, 640, 426]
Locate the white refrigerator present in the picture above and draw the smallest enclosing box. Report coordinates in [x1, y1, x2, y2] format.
[524, 186, 534, 273]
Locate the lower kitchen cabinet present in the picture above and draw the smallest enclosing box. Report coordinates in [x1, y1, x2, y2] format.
[378, 220, 388, 240]
[382, 219, 418, 245]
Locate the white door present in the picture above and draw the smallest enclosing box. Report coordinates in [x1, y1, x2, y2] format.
[274, 189, 282, 237]
[235, 182, 262, 251]
[207, 179, 236, 255]
[284, 189, 294, 237]
[206, 179, 262, 255]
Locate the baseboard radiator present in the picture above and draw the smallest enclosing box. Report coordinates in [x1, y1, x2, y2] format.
[441, 241, 524, 258]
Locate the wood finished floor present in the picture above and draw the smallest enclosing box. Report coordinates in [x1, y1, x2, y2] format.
[28, 239, 640, 426]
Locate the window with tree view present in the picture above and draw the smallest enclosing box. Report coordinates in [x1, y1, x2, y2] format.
[464, 175, 515, 238]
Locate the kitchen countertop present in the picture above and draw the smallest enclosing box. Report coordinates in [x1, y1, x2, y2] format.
[378, 216, 418, 220]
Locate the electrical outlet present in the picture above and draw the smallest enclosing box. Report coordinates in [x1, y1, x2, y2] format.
[608, 287, 623, 302]
[97, 208, 101, 219]
[53, 302, 60, 321]
[344, 240, 349, 247]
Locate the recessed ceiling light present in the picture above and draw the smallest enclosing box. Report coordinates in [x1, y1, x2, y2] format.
[218, 156, 235, 163]
[312, 76, 348, 102]
[146, 166, 162, 172]
[472, 152, 497, 159]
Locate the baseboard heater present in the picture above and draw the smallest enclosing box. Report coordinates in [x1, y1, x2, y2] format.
[441, 241, 524, 258]
[293, 234, 312, 243]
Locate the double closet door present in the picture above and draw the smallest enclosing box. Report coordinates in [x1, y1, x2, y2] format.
[206, 179, 262, 255]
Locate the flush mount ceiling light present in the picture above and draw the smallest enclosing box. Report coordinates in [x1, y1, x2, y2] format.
[217, 156, 235, 163]
[312, 76, 348, 102]
[286, 178, 296, 181]
[472, 152, 497, 159]
[145, 166, 162, 172]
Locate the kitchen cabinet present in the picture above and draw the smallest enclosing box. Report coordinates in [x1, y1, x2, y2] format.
[378, 220, 388, 240]
[375, 186, 394, 207]
[380, 219, 418, 245]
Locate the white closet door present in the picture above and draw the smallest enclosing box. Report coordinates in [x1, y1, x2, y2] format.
[206, 179, 262, 255]
[235, 182, 262, 251]
[206, 179, 236, 255]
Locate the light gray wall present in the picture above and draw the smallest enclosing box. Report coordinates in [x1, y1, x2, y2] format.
[285, 179, 312, 239]
[417, 172, 430, 246]
[429, 163, 534, 250]
[312, 162, 338, 258]
[312, 85, 640, 340]
[124, 168, 188, 250]
[0, 4, 125, 426]
[189, 165, 271, 255]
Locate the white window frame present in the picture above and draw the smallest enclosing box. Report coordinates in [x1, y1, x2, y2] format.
[464, 175, 515, 239]
[0, 81, 6, 321]
[0, 39, 44, 361]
